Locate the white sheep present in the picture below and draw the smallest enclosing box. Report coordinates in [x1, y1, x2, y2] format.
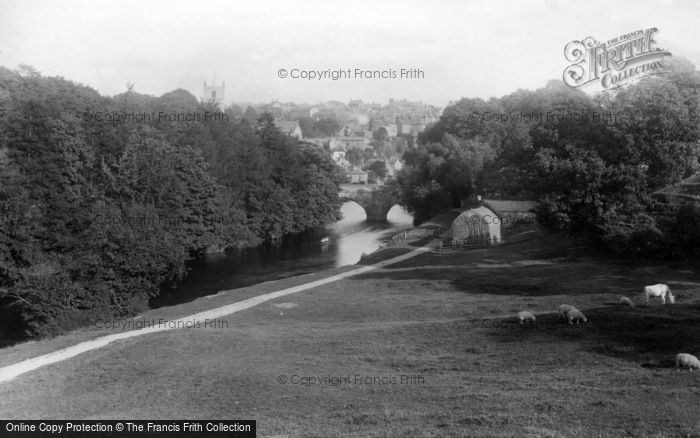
[558, 304, 576, 319]
[567, 309, 587, 325]
[676, 353, 700, 371]
[517, 311, 536, 325]
[619, 296, 635, 307]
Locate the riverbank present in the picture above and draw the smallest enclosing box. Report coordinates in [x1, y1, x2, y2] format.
[358, 209, 460, 265]
[0, 213, 436, 370]
[1, 219, 700, 436]
[0, 202, 412, 349]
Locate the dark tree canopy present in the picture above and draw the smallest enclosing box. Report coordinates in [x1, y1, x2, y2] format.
[0, 68, 342, 337]
[398, 59, 700, 257]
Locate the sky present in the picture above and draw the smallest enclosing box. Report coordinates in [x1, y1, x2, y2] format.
[1, 0, 699, 107]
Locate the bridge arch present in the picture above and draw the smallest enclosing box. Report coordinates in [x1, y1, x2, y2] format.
[338, 197, 392, 222]
[339, 199, 368, 221]
[338, 184, 401, 222]
[386, 204, 413, 223]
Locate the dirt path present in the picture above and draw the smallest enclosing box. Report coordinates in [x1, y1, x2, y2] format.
[0, 242, 436, 384]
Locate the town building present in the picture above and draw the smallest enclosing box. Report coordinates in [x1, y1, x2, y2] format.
[482, 199, 537, 230]
[449, 206, 502, 245]
[336, 123, 371, 150]
[348, 168, 369, 184]
[273, 120, 303, 140]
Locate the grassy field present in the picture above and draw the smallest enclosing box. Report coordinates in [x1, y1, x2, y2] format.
[1, 226, 700, 437]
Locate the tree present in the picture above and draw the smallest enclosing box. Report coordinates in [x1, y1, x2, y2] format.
[601, 76, 700, 190]
[531, 68, 700, 256]
[367, 160, 387, 183]
[345, 148, 362, 168]
[0, 68, 345, 337]
[533, 146, 649, 239]
[397, 134, 495, 224]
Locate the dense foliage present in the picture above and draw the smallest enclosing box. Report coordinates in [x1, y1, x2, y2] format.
[0, 67, 342, 337]
[398, 59, 700, 257]
[397, 134, 494, 223]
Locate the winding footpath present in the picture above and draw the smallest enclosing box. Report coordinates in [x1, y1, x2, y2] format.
[0, 243, 436, 384]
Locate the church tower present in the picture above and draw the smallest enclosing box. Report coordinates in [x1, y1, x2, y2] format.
[202, 78, 225, 106]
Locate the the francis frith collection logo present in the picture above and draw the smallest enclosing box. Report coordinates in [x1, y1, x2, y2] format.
[563, 28, 672, 92]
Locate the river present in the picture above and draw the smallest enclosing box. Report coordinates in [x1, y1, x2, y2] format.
[150, 202, 414, 308]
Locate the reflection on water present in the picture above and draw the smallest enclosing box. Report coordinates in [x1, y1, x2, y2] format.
[150, 202, 413, 308]
[331, 202, 413, 267]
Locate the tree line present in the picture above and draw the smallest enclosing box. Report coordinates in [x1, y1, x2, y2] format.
[396, 57, 700, 258]
[0, 66, 342, 337]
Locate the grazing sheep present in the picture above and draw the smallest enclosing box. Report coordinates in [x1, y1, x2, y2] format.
[675, 353, 700, 371]
[517, 311, 536, 325]
[558, 304, 576, 319]
[620, 296, 635, 307]
[643, 283, 675, 305]
[567, 309, 587, 325]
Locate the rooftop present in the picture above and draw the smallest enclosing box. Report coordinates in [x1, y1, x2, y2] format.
[652, 174, 700, 202]
[273, 120, 300, 134]
[483, 199, 536, 214]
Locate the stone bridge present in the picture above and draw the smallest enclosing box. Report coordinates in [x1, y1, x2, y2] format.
[338, 184, 401, 222]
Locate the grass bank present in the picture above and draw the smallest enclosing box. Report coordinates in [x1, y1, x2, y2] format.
[0, 223, 699, 437]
